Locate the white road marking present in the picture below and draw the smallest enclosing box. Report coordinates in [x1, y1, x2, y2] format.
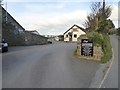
[99, 48, 114, 88]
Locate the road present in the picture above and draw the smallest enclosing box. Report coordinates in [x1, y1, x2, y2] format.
[2, 42, 100, 88]
[100, 35, 118, 88]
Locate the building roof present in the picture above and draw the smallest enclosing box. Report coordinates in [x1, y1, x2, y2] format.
[64, 24, 85, 35]
[25, 30, 40, 35]
[28, 30, 40, 35]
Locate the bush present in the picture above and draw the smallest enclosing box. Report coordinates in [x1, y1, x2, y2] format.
[97, 20, 108, 33]
[117, 27, 120, 36]
[92, 32, 103, 46]
[86, 32, 103, 46]
[85, 31, 112, 63]
[101, 34, 112, 63]
[108, 28, 117, 35]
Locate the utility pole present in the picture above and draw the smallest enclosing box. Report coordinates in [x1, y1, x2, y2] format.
[103, 0, 105, 20]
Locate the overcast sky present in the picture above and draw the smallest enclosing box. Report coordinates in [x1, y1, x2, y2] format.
[2, 0, 119, 35]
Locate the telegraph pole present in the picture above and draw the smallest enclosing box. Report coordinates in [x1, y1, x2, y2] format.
[103, 0, 105, 20]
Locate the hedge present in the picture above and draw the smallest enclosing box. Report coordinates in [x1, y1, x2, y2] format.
[101, 34, 112, 63]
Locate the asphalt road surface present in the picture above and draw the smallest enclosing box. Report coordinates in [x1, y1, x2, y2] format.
[3, 42, 100, 88]
[100, 35, 118, 88]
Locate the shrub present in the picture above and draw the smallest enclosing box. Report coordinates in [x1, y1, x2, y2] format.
[84, 31, 112, 63]
[92, 32, 103, 46]
[108, 28, 117, 35]
[117, 27, 120, 36]
[86, 32, 103, 46]
[101, 34, 112, 63]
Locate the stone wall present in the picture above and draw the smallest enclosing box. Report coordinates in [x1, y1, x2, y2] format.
[76, 35, 103, 61]
[2, 7, 48, 46]
[2, 7, 26, 46]
[76, 44, 103, 61]
[24, 31, 48, 45]
[0, 6, 2, 41]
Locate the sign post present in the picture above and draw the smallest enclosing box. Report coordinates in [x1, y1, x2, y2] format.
[81, 39, 93, 56]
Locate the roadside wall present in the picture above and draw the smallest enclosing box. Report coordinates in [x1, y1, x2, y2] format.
[76, 35, 103, 61]
[2, 7, 26, 46]
[77, 44, 103, 61]
[2, 7, 48, 46]
[25, 31, 48, 45]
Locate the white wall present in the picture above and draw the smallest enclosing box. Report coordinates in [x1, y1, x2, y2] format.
[64, 27, 86, 42]
[72, 31, 78, 41]
[64, 29, 73, 41]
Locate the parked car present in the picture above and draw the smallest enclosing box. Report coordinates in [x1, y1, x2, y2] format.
[48, 41, 52, 44]
[0, 39, 8, 53]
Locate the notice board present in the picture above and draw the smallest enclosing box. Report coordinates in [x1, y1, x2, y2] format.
[81, 39, 93, 56]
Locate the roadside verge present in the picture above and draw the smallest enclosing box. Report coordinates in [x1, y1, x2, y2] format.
[89, 48, 114, 88]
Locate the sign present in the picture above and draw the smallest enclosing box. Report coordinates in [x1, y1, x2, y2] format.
[81, 39, 93, 56]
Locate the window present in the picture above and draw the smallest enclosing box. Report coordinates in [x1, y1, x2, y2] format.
[74, 34, 77, 38]
[66, 35, 68, 37]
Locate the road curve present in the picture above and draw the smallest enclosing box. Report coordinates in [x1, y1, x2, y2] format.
[3, 42, 100, 88]
[100, 35, 118, 88]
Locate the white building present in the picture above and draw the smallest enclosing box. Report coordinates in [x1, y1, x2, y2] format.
[54, 36, 59, 41]
[64, 24, 86, 42]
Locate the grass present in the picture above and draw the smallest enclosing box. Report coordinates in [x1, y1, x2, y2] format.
[87, 31, 112, 63]
[86, 32, 103, 47]
[75, 31, 112, 63]
[80, 31, 112, 63]
[74, 49, 77, 56]
[101, 34, 112, 63]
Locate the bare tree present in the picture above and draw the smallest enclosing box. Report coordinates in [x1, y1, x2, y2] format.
[83, 0, 112, 32]
[83, 2, 102, 31]
[90, 2, 101, 16]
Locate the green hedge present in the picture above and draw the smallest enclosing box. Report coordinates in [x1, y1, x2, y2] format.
[101, 34, 112, 63]
[86, 32, 103, 46]
[86, 31, 112, 63]
[92, 32, 103, 46]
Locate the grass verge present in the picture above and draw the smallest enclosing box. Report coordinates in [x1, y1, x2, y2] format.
[101, 34, 112, 63]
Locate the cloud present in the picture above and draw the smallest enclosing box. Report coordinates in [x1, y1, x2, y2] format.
[14, 10, 87, 35]
[109, 4, 118, 21]
[5, 0, 120, 3]
[108, 4, 118, 28]
[5, 0, 119, 35]
[14, 3, 118, 35]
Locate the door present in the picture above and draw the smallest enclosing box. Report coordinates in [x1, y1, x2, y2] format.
[69, 35, 72, 41]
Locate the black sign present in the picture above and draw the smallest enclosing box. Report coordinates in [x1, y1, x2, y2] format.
[81, 39, 93, 56]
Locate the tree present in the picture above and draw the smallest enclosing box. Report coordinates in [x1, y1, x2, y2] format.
[83, 0, 112, 33]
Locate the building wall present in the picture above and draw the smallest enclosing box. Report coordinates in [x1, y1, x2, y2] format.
[72, 31, 78, 41]
[64, 27, 86, 42]
[64, 29, 72, 41]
